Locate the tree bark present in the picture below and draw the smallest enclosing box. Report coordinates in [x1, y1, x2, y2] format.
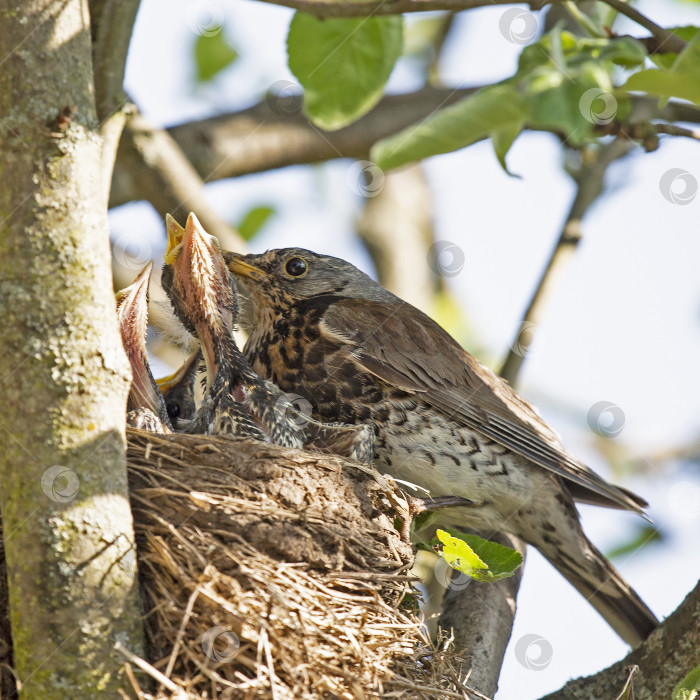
[0, 1, 144, 697]
[540, 580, 700, 700]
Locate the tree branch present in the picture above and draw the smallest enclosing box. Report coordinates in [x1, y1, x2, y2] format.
[541, 580, 700, 699]
[254, 0, 546, 18]
[90, 0, 141, 122]
[438, 533, 527, 697]
[601, 0, 687, 55]
[499, 137, 635, 384]
[116, 109, 246, 252]
[110, 89, 700, 210]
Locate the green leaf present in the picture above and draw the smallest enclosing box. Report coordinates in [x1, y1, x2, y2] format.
[287, 13, 403, 131]
[236, 205, 276, 241]
[371, 83, 527, 171]
[435, 529, 488, 576]
[673, 664, 700, 700]
[605, 524, 663, 560]
[434, 529, 523, 582]
[492, 121, 523, 176]
[623, 32, 700, 106]
[194, 29, 238, 83]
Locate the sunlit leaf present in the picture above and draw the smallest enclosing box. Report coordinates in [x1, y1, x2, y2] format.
[287, 13, 403, 131]
[673, 664, 700, 700]
[434, 529, 523, 582]
[371, 83, 527, 171]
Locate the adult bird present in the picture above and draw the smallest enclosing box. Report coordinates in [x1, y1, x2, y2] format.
[115, 262, 172, 433]
[225, 246, 658, 646]
[162, 214, 373, 461]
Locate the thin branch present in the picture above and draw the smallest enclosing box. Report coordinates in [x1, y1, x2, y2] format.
[654, 123, 700, 142]
[601, 0, 687, 54]
[116, 109, 246, 252]
[499, 137, 635, 384]
[254, 0, 545, 18]
[540, 580, 700, 699]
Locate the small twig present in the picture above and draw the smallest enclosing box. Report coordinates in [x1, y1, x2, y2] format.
[164, 587, 201, 679]
[114, 641, 182, 694]
[654, 123, 700, 142]
[499, 137, 634, 385]
[600, 0, 686, 54]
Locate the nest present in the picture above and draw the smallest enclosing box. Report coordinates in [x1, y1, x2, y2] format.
[1, 430, 471, 699]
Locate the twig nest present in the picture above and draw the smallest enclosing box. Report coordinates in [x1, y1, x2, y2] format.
[126, 429, 464, 699]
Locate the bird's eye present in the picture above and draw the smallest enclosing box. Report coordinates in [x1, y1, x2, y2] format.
[167, 402, 181, 419]
[285, 257, 308, 277]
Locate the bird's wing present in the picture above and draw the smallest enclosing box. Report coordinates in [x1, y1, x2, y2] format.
[321, 298, 647, 514]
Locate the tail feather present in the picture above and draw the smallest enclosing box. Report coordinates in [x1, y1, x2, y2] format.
[543, 536, 658, 647]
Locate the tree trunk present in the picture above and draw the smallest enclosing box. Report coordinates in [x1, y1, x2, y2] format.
[0, 1, 144, 697]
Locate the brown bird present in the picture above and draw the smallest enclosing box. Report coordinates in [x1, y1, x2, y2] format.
[115, 262, 172, 433]
[225, 246, 658, 646]
[162, 214, 373, 461]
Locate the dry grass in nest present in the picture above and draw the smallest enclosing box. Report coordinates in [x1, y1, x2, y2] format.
[1, 429, 472, 699]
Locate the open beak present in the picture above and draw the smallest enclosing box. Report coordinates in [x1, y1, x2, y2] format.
[224, 251, 269, 282]
[156, 348, 200, 395]
[164, 213, 186, 265]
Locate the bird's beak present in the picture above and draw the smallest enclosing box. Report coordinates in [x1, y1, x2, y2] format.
[224, 252, 269, 282]
[164, 213, 186, 265]
[156, 348, 200, 395]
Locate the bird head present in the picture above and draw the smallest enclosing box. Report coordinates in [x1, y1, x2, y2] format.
[224, 248, 396, 320]
[162, 212, 238, 387]
[115, 262, 169, 421]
